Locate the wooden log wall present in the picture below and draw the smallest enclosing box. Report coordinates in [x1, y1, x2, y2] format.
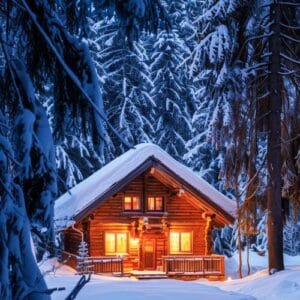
[63, 172, 212, 271]
[64, 223, 83, 255]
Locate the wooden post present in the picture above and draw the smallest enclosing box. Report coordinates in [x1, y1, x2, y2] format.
[202, 213, 215, 255]
[138, 218, 144, 270]
[220, 256, 225, 277]
[121, 257, 124, 275]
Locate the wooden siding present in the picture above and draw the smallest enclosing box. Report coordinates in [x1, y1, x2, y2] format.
[64, 172, 212, 271]
[64, 223, 83, 256]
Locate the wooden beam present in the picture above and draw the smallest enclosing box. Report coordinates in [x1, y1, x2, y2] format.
[151, 161, 234, 225]
[202, 213, 215, 255]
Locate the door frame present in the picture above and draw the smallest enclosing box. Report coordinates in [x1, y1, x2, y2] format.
[142, 238, 156, 270]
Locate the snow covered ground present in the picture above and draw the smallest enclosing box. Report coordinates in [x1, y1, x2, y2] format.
[41, 253, 300, 300]
[199, 252, 300, 300]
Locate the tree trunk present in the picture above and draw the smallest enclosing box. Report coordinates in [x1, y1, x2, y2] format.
[267, 1, 284, 274]
[235, 180, 243, 279]
[247, 237, 250, 276]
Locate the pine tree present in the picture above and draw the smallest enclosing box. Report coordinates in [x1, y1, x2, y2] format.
[0, 109, 51, 299]
[0, 1, 169, 297]
[184, 99, 224, 189]
[187, 0, 300, 274]
[92, 19, 155, 155]
[283, 217, 300, 256]
[213, 226, 234, 257]
[242, 0, 300, 273]
[184, 0, 259, 278]
[77, 240, 91, 275]
[150, 29, 193, 161]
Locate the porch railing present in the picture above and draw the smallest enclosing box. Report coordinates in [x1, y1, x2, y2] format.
[82, 256, 124, 275]
[163, 255, 225, 276]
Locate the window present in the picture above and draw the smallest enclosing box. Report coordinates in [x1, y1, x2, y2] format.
[170, 232, 192, 253]
[124, 195, 141, 211]
[147, 196, 163, 211]
[105, 233, 127, 254]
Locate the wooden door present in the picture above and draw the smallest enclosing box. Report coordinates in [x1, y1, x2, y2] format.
[143, 239, 156, 270]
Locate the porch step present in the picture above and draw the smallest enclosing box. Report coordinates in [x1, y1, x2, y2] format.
[132, 273, 168, 280]
[112, 272, 131, 277]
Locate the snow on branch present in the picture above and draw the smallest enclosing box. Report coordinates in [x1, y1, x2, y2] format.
[20, 0, 133, 151]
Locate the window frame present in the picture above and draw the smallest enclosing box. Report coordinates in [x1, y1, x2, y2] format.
[104, 232, 128, 255]
[169, 231, 193, 254]
[123, 193, 142, 212]
[146, 195, 165, 212]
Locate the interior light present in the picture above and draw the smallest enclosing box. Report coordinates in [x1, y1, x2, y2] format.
[130, 238, 139, 246]
[178, 188, 185, 197]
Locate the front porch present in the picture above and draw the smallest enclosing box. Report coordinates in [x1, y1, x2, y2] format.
[75, 254, 225, 280]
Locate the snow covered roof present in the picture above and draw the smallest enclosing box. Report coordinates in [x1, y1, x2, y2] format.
[55, 143, 235, 227]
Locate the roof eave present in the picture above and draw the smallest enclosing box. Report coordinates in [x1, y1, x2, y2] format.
[72, 156, 234, 225]
[151, 158, 235, 225]
[73, 157, 156, 222]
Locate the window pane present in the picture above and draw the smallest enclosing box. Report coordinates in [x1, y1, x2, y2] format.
[155, 197, 163, 210]
[181, 232, 191, 252]
[148, 197, 155, 210]
[116, 233, 127, 253]
[124, 196, 132, 210]
[132, 196, 140, 210]
[105, 233, 115, 254]
[170, 232, 179, 253]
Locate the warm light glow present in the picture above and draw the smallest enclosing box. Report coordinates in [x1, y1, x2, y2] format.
[116, 233, 127, 253]
[227, 276, 232, 281]
[105, 233, 115, 254]
[130, 238, 139, 246]
[181, 232, 191, 252]
[178, 188, 185, 197]
[147, 196, 163, 211]
[124, 195, 140, 210]
[148, 197, 155, 210]
[124, 197, 132, 210]
[132, 196, 140, 210]
[170, 231, 192, 253]
[105, 232, 127, 254]
[156, 197, 163, 210]
[170, 232, 180, 253]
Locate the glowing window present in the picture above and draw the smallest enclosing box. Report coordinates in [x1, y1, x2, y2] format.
[170, 232, 180, 253]
[105, 233, 127, 254]
[124, 195, 140, 211]
[105, 233, 115, 254]
[147, 196, 164, 211]
[170, 232, 192, 253]
[181, 232, 191, 252]
[148, 197, 155, 210]
[116, 233, 127, 253]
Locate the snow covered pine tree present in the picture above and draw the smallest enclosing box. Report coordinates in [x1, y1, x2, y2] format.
[0, 0, 169, 298]
[186, 0, 300, 275]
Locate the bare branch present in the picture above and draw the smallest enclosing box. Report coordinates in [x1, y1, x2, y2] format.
[281, 32, 300, 44]
[278, 2, 300, 7]
[281, 134, 300, 144]
[236, 32, 274, 61]
[237, 154, 267, 198]
[278, 69, 300, 75]
[280, 53, 300, 65]
[280, 22, 300, 30]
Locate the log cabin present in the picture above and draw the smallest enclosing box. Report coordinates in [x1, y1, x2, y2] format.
[55, 143, 235, 279]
